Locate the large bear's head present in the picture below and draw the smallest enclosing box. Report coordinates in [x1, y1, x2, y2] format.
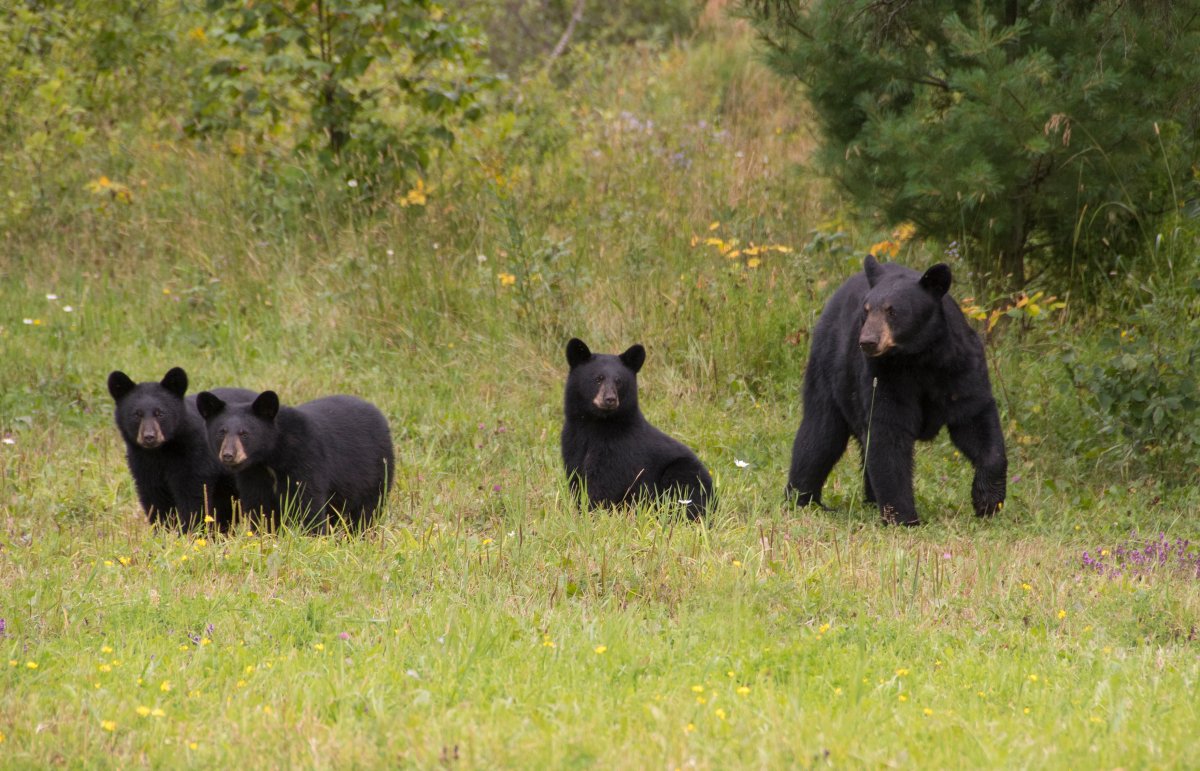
[563, 338, 645, 420]
[859, 254, 952, 358]
[195, 390, 282, 472]
[108, 367, 190, 449]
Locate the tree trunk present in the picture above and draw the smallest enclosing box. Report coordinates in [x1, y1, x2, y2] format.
[1002, 198, 1027, 289]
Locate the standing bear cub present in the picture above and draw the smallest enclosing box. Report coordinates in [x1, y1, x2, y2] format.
[108, 367, 255, 532]
[787, 254, 1007, 525]
[195, 390, 394, 533]
[561, 338, 713, 519]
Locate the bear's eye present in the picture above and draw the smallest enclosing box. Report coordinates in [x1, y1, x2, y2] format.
[595, 374, 605, 383]
[238, 430, 249, 439]
[133, 409, 143, 418]
[885, 305, 896, 317]
[153, 408, 164, 418]
[217, 428, 226, 437]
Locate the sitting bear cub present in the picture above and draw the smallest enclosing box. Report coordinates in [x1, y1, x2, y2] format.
[195, 390, 394, 533]
[108, 367, 254, 532]
[786, 254, 1007, 525]
[561, 338, 713, 519]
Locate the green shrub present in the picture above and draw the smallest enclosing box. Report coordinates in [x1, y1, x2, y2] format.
[1064, 293, 1200, 483]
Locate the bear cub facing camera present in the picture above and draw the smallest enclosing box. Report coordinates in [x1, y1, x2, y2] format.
[787, 254, 1006, 525]
[195, 390, 395, 533]
[561, 338, 713, 519]
[108, 367, 255, 532]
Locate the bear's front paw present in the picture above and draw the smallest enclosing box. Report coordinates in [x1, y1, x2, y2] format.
[880, 504, 921, 527]
[974, 498, 1004, 517]
[784, 484, 818, 507]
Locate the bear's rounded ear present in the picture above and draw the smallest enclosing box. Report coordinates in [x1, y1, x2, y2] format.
[107, 371, 136, 401]
[195, 391, 225, 420]
[566, 338, 592, 369]
[161, 367, 188, 398]
[864, 254, 883, 287]
[252, 391, 280, 422]
[619, 344, 646, 374]
[919, 263, 952, 298]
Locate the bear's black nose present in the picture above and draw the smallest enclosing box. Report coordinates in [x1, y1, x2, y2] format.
[859, 340, 879, 356]
[221, 452, 235, 463]
[603, 395, 618, 407]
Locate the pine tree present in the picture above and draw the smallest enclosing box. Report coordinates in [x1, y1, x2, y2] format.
[748, 0, 1200, 290]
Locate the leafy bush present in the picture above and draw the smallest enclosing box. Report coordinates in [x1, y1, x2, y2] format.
[189, 0, 499, 182]
[1064, 293, 1200, 483]
[746, 0, 1200, 291]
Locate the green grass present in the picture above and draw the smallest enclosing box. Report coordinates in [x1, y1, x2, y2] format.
[3, 18, 1200, 769]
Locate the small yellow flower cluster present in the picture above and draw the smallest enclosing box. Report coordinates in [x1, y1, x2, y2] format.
[497, 272, 517, 287]
[398, 178, 428, 208]
[869, 222, 917, 258]
[960, 290, 1066, 333]
[691, 222, 792, 269]
[85, 176, 134, 204]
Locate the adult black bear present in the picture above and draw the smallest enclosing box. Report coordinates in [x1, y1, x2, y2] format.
[561, 338, 713, 519]
[786, 255, 1006, 525]
[195, 390, 394, 533]
[108, 367, 254, 532]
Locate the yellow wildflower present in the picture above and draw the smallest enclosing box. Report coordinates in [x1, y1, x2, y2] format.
[892, 222, 917, 242]
[593, 645, 607, 654]
[136, 706, 151, 717]
[101, 720, 117, 732]
[399, 178, 428, 207]
[498, 272, 517, 287]
[869, 239, 900, 258]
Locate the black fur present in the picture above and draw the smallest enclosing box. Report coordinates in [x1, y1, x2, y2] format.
[195, 390, 395, 533]
[108, 367, 254, 532]
[786, 255, 1007, 525]
[561, 338, 713, 519]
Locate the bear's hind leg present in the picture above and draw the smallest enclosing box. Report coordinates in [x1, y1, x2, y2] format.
[658, 458, 713, 520]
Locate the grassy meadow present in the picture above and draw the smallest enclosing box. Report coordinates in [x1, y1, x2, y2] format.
[3, 15, 1200, 769]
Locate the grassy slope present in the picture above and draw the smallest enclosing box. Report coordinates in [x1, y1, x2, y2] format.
[2, 19, 1199, 770]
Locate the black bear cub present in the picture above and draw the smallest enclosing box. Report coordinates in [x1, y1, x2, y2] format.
[561, 338, 713, 519]
[108, 367, 255, 532]
[195, 390, 394, 533]
[787, 254, 1007, 525]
